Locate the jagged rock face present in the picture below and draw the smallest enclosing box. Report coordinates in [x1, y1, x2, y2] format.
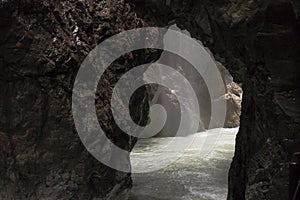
[0, 1, 160, 199]
[224, 82, 242, 128]
[129, 0, 300, 200]
[1, 0, 299, 200]
[218, 62, 243, 128]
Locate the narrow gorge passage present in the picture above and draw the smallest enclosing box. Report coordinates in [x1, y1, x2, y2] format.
[127, 25, 242, 200]
[129, 128, 239, 200]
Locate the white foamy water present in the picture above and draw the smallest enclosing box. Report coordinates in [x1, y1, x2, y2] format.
[129, 128, 238, 200]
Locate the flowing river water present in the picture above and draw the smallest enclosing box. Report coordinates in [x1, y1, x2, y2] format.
[129, 128, 238, 200]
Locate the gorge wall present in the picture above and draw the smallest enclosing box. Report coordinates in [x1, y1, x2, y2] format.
[0, 1, 157, 199]
[0, 0, 299, 200]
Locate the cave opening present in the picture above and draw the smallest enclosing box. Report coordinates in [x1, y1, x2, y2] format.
[128, 25, 243, 200]
[0, 1, 299, 199]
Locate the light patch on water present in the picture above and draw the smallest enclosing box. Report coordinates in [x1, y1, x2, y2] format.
[129, 127, 238, 200]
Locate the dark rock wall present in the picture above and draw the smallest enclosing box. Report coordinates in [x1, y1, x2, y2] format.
[129, 0, 300, 199]
[0, 1, 159, 199]
[1, 0, 299, 199]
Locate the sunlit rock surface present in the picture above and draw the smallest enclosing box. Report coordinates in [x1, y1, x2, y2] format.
[224, 82, 242, 128]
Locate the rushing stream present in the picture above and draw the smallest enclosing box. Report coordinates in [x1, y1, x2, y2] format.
[129, 128, 238, 200]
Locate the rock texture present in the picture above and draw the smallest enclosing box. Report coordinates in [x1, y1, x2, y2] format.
[224, 82, 243, 128]
[129, 0, 300, 199]
[218, 61, 243, 128]
[1, 0, 299, 200]
[0, 0, 159, 199]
